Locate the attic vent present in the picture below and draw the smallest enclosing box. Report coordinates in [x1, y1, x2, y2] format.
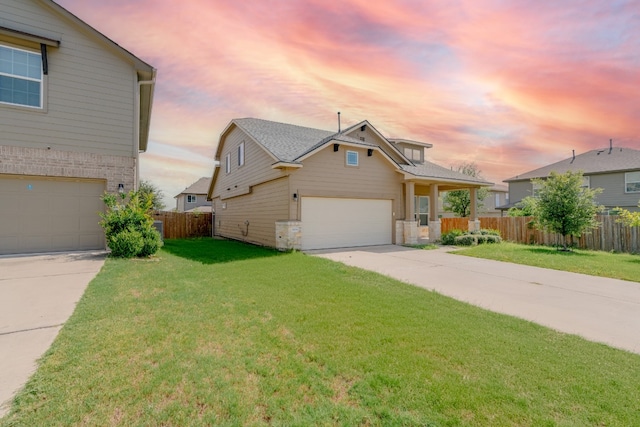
[360, 137, 365, 141]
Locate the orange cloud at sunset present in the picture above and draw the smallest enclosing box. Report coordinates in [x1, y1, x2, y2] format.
[56, 0, 640, 204]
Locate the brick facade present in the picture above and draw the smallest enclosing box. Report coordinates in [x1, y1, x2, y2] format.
[0, 145, 135, 193]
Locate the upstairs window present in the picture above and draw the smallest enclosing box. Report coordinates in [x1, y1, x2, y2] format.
[346, 150, 358, 166]
[187, 195, 197, 203]
[0, 45, 42, 108]
[626, 172, 640, 193]
[581, 176, 590, 189]
[225, 153, 231, 174]
[404, 147, 422, 162]
[238, 142, 245, 166]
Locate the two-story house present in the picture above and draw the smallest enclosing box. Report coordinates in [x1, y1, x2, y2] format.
[175, 177, 212, 212]
[207, 118, 491, 250]
[0, 0, 156, 255]
[502, 144, 640, 214]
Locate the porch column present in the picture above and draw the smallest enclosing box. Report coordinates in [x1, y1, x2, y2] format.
[403, 181, 418, 244]
[429, 184, 441, 241]
[468, 187, 480, 232]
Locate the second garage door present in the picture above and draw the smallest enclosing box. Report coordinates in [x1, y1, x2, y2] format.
[0, 176, 106, 255]
[301, 197, 392, 250]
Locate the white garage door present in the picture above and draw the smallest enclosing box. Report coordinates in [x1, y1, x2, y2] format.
[0, 176, 106, 255]
[301, 197, 392, 250]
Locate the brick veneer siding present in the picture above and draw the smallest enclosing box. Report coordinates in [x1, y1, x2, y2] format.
[0, 145, 135, 193]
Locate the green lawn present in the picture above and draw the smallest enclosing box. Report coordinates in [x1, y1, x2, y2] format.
[3, 239, 640, 426]
[454, 242, 640, 283]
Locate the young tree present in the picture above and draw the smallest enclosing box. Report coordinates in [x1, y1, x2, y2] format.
[531, 171, 603, 250]
[508, 196, 537, 217]
[138, 179, 166, 211]
[443, 163, 489, 217]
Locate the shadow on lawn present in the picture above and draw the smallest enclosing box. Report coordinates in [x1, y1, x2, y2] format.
[161, 238, 282, 264]
[523, 246, 594, 257]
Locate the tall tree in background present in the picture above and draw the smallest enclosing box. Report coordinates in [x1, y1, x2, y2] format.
[138, 180, 166, 211]
[443, 163, 489, 217]
[531, 171, 603, 250]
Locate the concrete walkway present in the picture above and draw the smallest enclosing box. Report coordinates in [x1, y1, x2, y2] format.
[0, 251, 106, 418]
[309, 245, 640, 355]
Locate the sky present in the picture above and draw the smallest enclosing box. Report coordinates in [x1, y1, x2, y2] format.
[57, 0, 640, 209]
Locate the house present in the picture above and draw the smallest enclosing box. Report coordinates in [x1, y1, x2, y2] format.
[0, 0, 156, 255]
[439, 184, 509, 218]
[175, 177, 212, 212]
[501, 144, 640, 214]
[207, 118, 491, 250]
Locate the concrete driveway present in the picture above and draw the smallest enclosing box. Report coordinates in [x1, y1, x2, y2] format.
[309, 245, 640, 355]
[0, 251, 106, 418]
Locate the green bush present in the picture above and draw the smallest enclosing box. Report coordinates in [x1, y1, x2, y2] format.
[454, 235, 477, 246]
[485, 235, 502, 244]
[100, 191, 163, 258]
[441, 229, 464, 245]
[108, 228, 144, 258]
[476, 234, 488, 244]
[480, 229, 500, 236]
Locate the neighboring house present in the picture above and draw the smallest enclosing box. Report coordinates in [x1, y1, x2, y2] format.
[501, 145, 640, 214]
[175, 177, 212, 212]
[207, 118, 491, 250]
[439, 185, 509, 218]
[0, 0, 156, 255]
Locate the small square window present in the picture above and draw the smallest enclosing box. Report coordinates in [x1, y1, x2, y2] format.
[187, 195, 197, 203]
[346, 150, 358, 166]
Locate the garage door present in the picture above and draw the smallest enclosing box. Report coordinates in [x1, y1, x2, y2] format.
[301, 197, 392, 250]
[0, 176, 106, 255]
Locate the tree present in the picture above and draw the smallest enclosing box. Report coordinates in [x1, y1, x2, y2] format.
[615, 202, 640, 227]
[138, 179, 166, 211]
[443, 162, 489, 217]
[508, 196, 537, 217]
[530, 171, 603, 250]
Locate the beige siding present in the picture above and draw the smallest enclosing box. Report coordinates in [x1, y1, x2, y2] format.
[212, 126, 286, 200]
[290, 145, 404, 226]
[0, 0, 137, 157]
[212, 178, 289, 247]
[344, 126, 406, 164]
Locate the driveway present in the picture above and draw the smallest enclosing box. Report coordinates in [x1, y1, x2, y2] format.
[309, 245, 640, 355]
[0, 251, 106, 418]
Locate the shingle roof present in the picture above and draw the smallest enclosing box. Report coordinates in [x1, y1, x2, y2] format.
[231, 118, 489, 185]
[506, 147, 640, 181]
[176, 177, 211, 197]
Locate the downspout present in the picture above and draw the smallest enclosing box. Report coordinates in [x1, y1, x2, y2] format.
[134, 72, 156, 191]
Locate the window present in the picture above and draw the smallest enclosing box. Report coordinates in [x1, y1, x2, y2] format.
[626, 172, 640, 193]
[187, 195, 197, 203]
[414, 196, 429, 226]
[581, 176, 590, 188]
[532, 181, 542, 197]
[403, 147, 422, 162]
[238, 142, 245, 166]
[225, 153, 231, 174]
[0, 44, 42, 108]
[346, 150, 358, 166]
[495, 193, 501, 206]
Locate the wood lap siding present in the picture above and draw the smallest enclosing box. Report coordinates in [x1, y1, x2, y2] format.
[213, 178, 289, 247]
[441, 216, 640, 253]
[0, 0, 136, 157]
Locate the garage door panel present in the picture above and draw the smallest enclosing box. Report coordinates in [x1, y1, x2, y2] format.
[301, 197, 391, 250]
[0, 176, 106, 255]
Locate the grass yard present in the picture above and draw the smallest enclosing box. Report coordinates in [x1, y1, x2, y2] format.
[3, 239, 640, 426]
[454, 242, 640, 283]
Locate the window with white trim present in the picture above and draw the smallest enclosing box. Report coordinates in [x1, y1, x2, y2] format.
[225, 153, 231, 174]
[238, 142, 245, 166]
[532, 181, 542, 197]
[187, 195, 197, 203]
[625, 171, 640, 193]
[0, 44, 42, 108]
[346, 150, 358, 166]
[404, 147, 422, 162]
[581, 176, 590, 189]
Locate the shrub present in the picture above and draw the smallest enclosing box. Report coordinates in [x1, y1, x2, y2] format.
[454, 235, 477, 246]
[485, 235, 502, 244]
[480, 229, 500, 236]
[476, 234, 488, 244]
[100, 191, 163, 258]
[441, 229, 464, 245]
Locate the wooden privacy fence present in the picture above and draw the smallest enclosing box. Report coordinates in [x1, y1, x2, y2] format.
[152, 211, 212, 239]
[441, 216, 639, 253]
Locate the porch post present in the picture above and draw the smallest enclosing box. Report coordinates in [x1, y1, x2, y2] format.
[468, 187, 480, 232]
[429, 184, 441, 241]
[403, 181, 418, 244]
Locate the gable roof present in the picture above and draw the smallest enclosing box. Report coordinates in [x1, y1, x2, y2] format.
[505, 147, 640, 182]
[175, 177, 211, 197]
[213, 118, 490, 189]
